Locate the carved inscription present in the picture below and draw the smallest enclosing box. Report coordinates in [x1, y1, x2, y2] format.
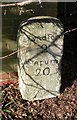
[26, 59, 58, 76]
[31, 33, 57, 42]
[35, 67, 50, 76]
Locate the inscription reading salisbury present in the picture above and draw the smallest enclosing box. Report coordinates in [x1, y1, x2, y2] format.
[26, 59, 58, 76]
[26, 59, 58, 66]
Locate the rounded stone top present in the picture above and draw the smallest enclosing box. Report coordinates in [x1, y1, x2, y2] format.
[20, 16, 63, 28]
[28, 16, 58, 21]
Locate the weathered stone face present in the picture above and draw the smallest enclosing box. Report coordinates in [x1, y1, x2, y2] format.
[18, 16, 64, 101]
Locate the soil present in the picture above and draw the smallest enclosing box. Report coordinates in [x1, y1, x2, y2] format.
[1, 80, 77, 120]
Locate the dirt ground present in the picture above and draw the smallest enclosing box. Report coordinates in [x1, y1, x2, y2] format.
[1, 80, 77, 120]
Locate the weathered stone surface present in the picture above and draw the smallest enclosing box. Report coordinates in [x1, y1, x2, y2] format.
[18, 16, 64, 101]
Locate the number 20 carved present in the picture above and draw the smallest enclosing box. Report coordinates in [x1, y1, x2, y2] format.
[35, 67, 51, 76]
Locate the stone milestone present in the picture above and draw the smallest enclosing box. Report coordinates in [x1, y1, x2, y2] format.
[18, 16, 64, 101]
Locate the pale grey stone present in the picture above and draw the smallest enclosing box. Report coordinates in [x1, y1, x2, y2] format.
[18, 16, 64, 101]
